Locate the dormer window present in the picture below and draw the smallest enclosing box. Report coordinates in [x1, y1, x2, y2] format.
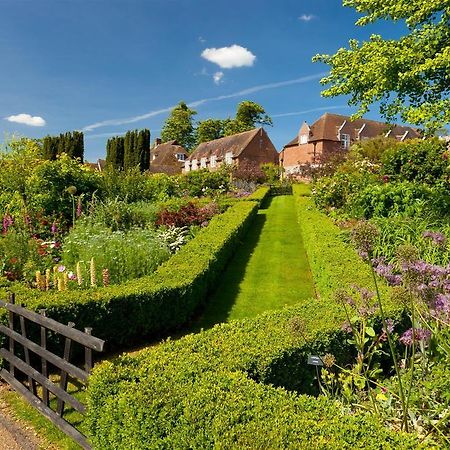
[225, 151, 233, 165]
[299, 134, 308, 144]
[200, 157, 207, 168]
[177, 153, 186, 161]
[341, 134, 350, 149]
[210, 155, 217, 168]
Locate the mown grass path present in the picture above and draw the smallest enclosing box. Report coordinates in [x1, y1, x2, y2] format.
[193, 195, 315, 331]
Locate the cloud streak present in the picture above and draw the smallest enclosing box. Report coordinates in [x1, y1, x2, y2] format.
[298, 14, 316, 22]
[5, 113, 46, 127]
[272, 105, 349, 118]
[82, 72, 326, 132]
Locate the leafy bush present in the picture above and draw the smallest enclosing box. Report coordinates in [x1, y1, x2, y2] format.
[382, 138, 449, 188]
[62, 223, 170, 285]
[155, 202, 219, 228]
[25, 154, 102, 224]
[180, 168, 229, 197]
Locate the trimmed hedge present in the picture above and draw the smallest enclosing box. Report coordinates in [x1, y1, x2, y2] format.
[86, 185, 418, 448]
[245, 185, 271, 205]
[0, 198, 260, 347]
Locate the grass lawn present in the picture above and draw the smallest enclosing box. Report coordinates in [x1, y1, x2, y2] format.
[192, 195, 315, 331]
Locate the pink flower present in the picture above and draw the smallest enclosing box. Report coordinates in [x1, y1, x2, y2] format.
[57, 265, 66, 273]
[68, 271, 77, 281]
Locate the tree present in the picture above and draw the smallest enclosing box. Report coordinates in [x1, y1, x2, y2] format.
[42, 131, 84, 161]
[224, 101, 272, 136]
[161, 102, 197, 150]
[106, 136, 125, 170]
[313, 1, 450, 135]
[196, 118, 227, 144]
[121, 129, 150, 172]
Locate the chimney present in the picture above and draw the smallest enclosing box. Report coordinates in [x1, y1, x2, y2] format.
[155, 138, 162, 147]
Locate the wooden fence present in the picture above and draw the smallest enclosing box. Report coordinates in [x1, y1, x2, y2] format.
[0, 293, 105, 449]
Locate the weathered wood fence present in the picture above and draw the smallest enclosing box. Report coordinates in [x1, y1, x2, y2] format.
[0, 293, 105, 449]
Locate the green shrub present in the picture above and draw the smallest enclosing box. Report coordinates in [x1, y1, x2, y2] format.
[85, 185, 415, 448]
[382, 138, 449, 188]
[245, 185, 270, 205]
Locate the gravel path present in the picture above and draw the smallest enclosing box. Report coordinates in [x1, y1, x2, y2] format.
[0, 386, 42, 450]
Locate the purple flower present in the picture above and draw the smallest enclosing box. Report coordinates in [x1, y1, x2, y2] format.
[379, 319, 395, 342]
[57, 265, 66, 273]
[423, 230, 447, 247]
[399, 328, 432, 346]
[2, 214, 13, 234]
[76, 198, 82, 218]
[341, 321, 352, 333]
[51, 222, 58, 234]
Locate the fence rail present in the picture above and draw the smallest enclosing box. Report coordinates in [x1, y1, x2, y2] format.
[0, 294, 105, 449]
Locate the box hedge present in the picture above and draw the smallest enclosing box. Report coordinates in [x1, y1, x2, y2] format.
[85, 185, 417, 448]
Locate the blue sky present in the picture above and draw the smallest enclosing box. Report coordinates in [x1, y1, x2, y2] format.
[1, 0, 405, 161]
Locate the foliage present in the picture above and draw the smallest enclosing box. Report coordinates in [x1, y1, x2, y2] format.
[155, 201, 219, 228]
[224, 100, 272, 135]
[105, 135, 125, 170]
[123, 129, 150, 172]
[195, 118, 226, 144]
[25, 154, 102, 224]
[180, 168, 229, 197]
[161, 102, 197, 151]
[232, 159, 266, 184]
[42, 131, 84, 161]
[261, 162, 282, 183]
[381, 138, 449, 188]
[62, 223, 170, 285]
[313, 0, 450, 134]
[0, 137, 44, 211]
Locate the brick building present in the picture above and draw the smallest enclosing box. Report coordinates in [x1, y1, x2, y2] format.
[185, 128, 278, 172]
[280, 113, 420, 175]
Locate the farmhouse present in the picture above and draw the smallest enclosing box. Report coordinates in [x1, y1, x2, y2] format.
[185, 127, 278, 172]
[280, 113, 421, 174]
[150, 139, 189, 175]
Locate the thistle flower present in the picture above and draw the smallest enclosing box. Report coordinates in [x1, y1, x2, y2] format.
[423, 230, 447, 247]
[90, 257, 97, 287]
[351, 221, 379, 259]
[322, 353, 336, 368]
[76, 262, 83, 286]
[102, 268, 110, 287]
[399, 328, 432, 346]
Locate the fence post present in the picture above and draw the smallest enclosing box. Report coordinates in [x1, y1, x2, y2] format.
[56, 322, 75, 417]
[8, 293, 15, 377]
[40, 309, 49, 407]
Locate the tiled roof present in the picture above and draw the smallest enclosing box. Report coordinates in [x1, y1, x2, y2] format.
[188, 128, 261, 161]
[284, 113, 421, 147]
[150, 141, 187, 174]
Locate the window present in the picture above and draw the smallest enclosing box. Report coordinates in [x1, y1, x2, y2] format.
[200, 157, 207, 168]
[191, 159, 198, 170]
[225, 151, 233, 165]
[340, 134, 350, 149]
[177, 153, 186, 161]
[184, 161, 190, 172]
[299, 134, 308, 144]
[210, 155, 217, 168]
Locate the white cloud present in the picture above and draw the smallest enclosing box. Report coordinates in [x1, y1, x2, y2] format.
[5, 113, 46, 127]
[198, 36, 206, 44]
[201, 45, 256, 69]
[82, 72, 326, 131]
[213, 71, 224, 85]
[298, 14, 315, 22]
